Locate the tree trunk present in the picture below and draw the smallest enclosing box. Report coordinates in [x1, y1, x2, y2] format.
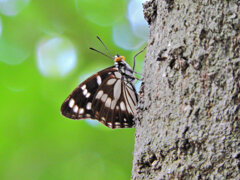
[132, 0, 240, 179]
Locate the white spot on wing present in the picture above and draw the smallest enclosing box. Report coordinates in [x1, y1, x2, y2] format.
[73, 105, 79, 113]
[96, 90, 103, 99]
[120, 101, 126, 111]
[81, 84, 86, 90]
[107, 78, 116, 85]
[124, 118, 127, 122]
[86, 102, 92, 110]
[124, 123, 129, 127]
[69, 98, 75, 108]
[114, 80, 121, 101]
[110, 99, 117, 110]
[97, 75, 102, 85]
[83, 89, 88, 96]
[101, 94, 108, 102]
[86, 92, 91, 98]
[107, 122, 112, 128]
[114, 72, 121, 79]
[115, 122, 121, 128]
[79, 108, 84, 114]
[115, 122, 121, 126]
[105, 97, 112, 108]
[86, 114, 91, 118]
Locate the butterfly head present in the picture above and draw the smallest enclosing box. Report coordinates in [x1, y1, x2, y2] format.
[114, 54, 125, 62]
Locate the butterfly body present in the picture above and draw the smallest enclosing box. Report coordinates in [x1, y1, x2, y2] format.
[61, 55, 138, 129]
[114, 59, 136, 83]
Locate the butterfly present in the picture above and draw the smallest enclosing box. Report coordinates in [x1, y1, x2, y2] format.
[60, 36, 145, 129]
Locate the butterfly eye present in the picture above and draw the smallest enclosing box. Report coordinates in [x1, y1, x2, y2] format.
[114, 56, 126, 62]
[120, 56, 125, 61]
[114, 56, 122, 62]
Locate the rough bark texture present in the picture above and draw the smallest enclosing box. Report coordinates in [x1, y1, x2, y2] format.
[132, 0, 240, 179]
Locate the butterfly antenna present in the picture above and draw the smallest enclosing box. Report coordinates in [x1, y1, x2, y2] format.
[133, 46, 146, 71]
[96, 36, 113, 58]
[89, 47, 113, 59]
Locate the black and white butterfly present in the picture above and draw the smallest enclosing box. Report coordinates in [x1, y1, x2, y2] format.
[61, 36, 145, 129]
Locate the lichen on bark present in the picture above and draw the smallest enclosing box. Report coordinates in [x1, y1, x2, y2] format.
[132, 0, 240, 179]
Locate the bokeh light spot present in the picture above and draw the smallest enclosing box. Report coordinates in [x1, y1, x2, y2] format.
[0, 0, 30, 16]
[0, 17, 2, 36]
[113, 20, 146, 50]
[135, 80, 142, 93]
[85, 119, 100, 128]
[128, 0, 149, 40]
[36, 36, 77, 78]
[75, 0, 125, 26]
[0, 37, 29, 65]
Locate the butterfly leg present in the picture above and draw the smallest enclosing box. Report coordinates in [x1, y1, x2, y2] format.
[134, 71, 142, 76]
[132, 46, 147, 71]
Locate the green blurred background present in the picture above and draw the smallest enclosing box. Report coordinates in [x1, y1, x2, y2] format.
[0, 0, 148, 179]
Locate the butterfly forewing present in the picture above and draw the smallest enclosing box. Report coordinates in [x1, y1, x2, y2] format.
[60, 66, 138, 129]
[61, 66, 117, 119]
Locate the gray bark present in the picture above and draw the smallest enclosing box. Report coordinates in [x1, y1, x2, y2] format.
[132, 0, 240, 179]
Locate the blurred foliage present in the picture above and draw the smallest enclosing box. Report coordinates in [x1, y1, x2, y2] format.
[0, 0, 147, 179]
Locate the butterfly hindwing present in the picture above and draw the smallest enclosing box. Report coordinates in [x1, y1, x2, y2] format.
[91, 72, 137, 128]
